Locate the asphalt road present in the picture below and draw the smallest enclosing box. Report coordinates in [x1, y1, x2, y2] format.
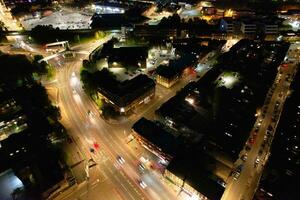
[50, 38, 183, 200]
[3, 34, 225, 200]
[221, 42, 300, 200]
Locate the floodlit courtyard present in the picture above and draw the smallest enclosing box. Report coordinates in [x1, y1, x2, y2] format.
[215, 71, 241, 89]
[20, 9, 92, 30]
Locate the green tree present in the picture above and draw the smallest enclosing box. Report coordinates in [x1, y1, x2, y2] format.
[82, 59, 95, 71]
[80, 69, 97, 95]
[33, 55, 48, 75]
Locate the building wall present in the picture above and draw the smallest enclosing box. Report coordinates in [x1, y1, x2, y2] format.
[156, 75, 180, 88]
[107, 59, 146, 68]
[241, 22, 257, 34]
[97, 86, 155, 113]
[264, 24, 278, 35]
[220, 19, 234, 33]
[164, 169, 209, 199]
[132, 129, 172, 161]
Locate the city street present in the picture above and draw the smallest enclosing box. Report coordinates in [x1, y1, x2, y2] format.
[221, 42, 300, 200]
[47, 38, 184, 200]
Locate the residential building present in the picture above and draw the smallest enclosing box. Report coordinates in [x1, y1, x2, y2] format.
[0, 97, 27, 142]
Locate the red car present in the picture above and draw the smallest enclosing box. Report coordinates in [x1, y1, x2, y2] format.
[249, 137, 255, 145]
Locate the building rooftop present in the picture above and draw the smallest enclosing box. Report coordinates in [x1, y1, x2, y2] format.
[97, 70, 155, 108]
[156, 54, 197, 79]
[106, 46, 148, 63]
[167, 148, 225, 200]
[132, 117, 182, 157]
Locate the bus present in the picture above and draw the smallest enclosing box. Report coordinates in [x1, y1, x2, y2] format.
[45, 41, 69, 53]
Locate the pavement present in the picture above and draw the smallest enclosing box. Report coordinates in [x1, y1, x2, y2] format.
[51, 38, 219, 200]
[46, 37, 183, 200]
[221, 42, 300, 200]
[1, 31, 248, 200]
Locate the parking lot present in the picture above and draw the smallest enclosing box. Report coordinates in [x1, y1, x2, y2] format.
[20, 9, 92, 30]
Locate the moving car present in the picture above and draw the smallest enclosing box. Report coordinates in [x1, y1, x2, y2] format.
[233, 171, 240, 181]
[138, 180, 147, 189]
[117, 155, 125, 165]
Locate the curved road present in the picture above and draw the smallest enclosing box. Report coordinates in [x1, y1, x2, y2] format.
[51, 39, 180, 200]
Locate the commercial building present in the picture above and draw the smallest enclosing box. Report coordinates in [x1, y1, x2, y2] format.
[131, 117, 229, 200]
[164, 150, 227, 200]
[133, 25, 177, 38]
[97, 73, 155, 113]
[155, 46, 200, 88]
[232, 9, 255, 19]
[241, 21, 257, 35]
[2, 0, 52, 7]
[95, 40, 149, 69]
[106, 46, 148, 68]
[132, 117, 181, 161]
[262, 23, 279, 35]
[220, 18, 236, 34]
[156, 71, 181, 88]
[220, 17, 280, 36]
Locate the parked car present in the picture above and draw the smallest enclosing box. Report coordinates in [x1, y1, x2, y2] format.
[241, 154, 248, 162]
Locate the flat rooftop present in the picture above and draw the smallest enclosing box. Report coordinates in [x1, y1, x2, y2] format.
[167, 148, 225, 200]
[132, 117, 182, 157]
[97, 70, 155, 108]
